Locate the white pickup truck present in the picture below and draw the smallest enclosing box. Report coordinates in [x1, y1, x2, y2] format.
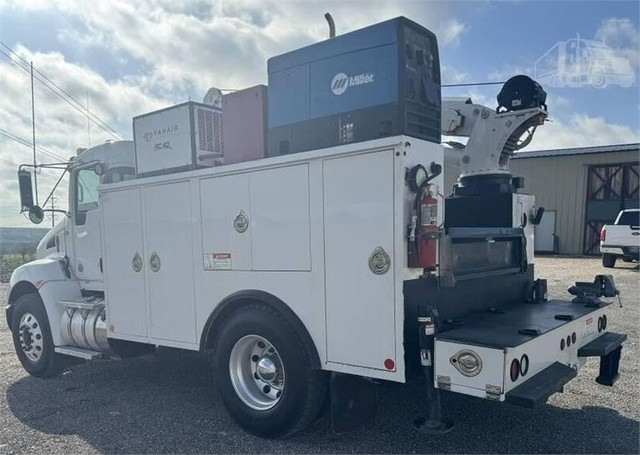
[600, 209, 640, 267]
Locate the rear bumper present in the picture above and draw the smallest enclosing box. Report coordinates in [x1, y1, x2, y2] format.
[601, 245, 639, 259]
[434, 301, 625, 406]
[505, 332, 626, 407]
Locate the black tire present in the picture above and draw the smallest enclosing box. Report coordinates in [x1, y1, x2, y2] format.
[602, 254, 617, 268]
[212, 303, 327, 438]
[10, 293, 65, 378]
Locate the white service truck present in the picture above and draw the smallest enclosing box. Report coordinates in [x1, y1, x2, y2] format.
[7, 16, 626, 438]
[600, 209, 640, 267]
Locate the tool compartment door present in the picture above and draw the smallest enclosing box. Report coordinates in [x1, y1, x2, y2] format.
[102, 188, 148, 340]
[143, 181, 197, 345]
[323, 150, 396, 370]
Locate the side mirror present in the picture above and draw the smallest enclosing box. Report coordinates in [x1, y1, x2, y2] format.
[28, 206, 44, 225]
[18, 170, 35, 210]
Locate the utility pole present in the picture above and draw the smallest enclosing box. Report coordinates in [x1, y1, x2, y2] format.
[87, 90, 91, 147]
[49, 196, 58, 227]
[31, 61, 38, 205]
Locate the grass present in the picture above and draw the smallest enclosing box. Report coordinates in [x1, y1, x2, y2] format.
[0, 254, 36, 283]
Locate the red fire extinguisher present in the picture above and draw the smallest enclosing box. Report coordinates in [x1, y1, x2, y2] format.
[418, 185, 438, 270]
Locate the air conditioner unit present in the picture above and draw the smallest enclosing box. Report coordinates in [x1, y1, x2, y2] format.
[133, 101, 223, 177]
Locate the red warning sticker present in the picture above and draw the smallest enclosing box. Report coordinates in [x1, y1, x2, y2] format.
[212, 253, 232, 270]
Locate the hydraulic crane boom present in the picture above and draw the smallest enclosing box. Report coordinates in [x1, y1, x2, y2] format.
[442, 75, 548, 189]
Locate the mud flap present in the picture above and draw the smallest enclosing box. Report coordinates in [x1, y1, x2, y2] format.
[330, 372, 377, 433]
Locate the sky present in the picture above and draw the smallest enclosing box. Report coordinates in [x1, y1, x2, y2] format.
[0, 0, 638, 228]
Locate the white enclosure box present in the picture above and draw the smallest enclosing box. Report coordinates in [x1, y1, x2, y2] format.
[133, 102, 223, 177]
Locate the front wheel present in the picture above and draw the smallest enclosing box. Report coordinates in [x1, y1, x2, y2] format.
[213, 304, 327, 438]
[10, 293, 65, 378]
[602, 254, 617, 268]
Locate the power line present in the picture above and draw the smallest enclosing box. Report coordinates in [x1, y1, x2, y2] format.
[0, 158, 61, 182]
[0, 127, 67, 162]
[442, 81, 506, 88]
[0, 44, 122, 140]
[217, 81, 509, 93]
[0, 44, 122, 139]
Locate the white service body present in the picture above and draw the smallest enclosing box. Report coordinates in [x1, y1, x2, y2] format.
[98, 136, 441, 381]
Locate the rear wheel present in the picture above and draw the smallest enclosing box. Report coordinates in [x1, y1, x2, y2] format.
[602, 254, 617, 268]
[11, 293, 65, 378]
[212, 304, 327, 438]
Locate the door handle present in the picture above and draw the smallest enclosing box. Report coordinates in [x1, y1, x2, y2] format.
[132, 252, 143, 272]
[149, 252, 161, 272]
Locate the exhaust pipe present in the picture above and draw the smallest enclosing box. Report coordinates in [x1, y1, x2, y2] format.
[324, 13, 335, 38]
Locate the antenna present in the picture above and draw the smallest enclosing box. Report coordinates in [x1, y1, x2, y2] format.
[30, 61, 38, 205]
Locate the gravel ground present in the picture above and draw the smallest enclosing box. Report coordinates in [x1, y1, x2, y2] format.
[0, 257, 638, 454]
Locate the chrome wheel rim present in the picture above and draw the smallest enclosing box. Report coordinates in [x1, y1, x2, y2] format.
[18, 312, 44, 362]
[229, 335, 285, 411]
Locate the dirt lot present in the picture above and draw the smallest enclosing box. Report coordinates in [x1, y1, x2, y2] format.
[0, 257, 638, 454]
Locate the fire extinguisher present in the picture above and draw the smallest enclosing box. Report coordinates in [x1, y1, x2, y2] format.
[418, 185, 438, 270]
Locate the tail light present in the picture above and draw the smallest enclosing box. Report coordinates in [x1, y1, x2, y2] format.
[510, 358, 520, 381]
[520, 354, 529, 376]
[600, 228, 606, 241]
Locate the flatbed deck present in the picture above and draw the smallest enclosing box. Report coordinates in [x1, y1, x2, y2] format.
[437, 299, 610, 349]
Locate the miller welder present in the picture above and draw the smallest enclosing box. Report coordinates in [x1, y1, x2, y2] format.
[267, 16, 441, 156]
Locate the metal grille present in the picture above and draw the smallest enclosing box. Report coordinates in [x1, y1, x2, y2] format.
[583, 162, 639, 255]
[196, 108, 223, 155]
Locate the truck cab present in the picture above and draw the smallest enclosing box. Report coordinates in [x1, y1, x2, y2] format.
[8, 141, 134, 342]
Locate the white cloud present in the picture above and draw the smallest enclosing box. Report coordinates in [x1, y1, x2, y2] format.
[0, 46, 172, 227]
[438, 19, 466, 46]
[441, 64, 468, 84]
[595, 17, 639, 70]
[525, 113, 640, 151]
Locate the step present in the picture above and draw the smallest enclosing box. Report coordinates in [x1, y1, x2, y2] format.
[505, 362, 577, 408]
[578, 332, 627, 357]
[55, 346, 103, 360]
[58, 297, 104, 311]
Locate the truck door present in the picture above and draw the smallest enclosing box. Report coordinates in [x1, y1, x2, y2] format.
[71, 167, 103, 290]
[142, 181, 197, 345]
[323, 150, 396, 371]
[102, 187, 148, 339]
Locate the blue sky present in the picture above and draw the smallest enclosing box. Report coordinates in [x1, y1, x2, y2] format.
[0, 0, 638, 227]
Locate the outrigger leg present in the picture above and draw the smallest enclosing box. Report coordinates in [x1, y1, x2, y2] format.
[413, 305, 454, 434]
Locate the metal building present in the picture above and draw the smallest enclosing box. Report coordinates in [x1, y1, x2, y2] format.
[509, 143, 639, 255]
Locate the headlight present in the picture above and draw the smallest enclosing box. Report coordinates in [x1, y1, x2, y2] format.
[451, 349, 483, 377]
